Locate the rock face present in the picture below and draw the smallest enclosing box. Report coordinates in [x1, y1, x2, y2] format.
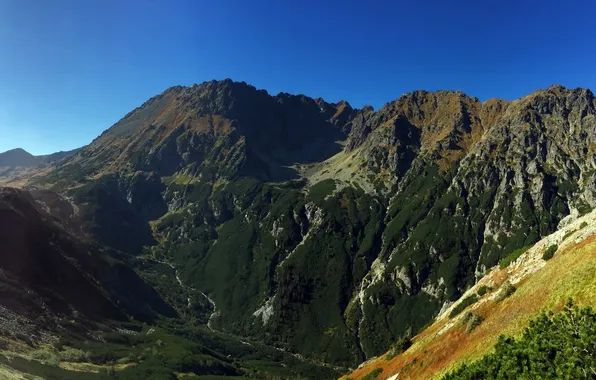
[51, 80, 348, 183]
[32, 81, 596, 366]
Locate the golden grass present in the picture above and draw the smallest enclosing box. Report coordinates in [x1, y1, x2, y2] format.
[342, 224, 596, 379]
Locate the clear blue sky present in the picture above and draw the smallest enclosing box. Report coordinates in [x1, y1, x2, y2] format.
[1, 0, 595, 155]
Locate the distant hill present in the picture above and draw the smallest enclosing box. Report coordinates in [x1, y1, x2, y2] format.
[0, 147, 79, 168]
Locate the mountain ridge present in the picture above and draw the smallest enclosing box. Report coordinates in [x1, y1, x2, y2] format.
[0, 147, 79, 168]
[13, 79, 596, 369]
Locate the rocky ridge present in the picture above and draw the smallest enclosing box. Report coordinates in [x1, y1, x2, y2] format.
[20, 80, 596, 367]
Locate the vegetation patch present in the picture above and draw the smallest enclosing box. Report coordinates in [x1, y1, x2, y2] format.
[460, 312, 483, 334]
[362, 367, 383, 380]
[449, 295, 479, 318]
[499, 244, 532, 269]
[476, 286, 492, 297]
[307, 178, 337, 203]
[385, 330, 413, 360]
[444, 300, 596, 379]
[542, 244, 558, 260]
[496, 282, 516, 302]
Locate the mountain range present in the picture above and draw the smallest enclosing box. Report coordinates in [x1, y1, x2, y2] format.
[1, 79, 595, 378]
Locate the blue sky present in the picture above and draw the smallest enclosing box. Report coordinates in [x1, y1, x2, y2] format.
[1, 0, 595, 155]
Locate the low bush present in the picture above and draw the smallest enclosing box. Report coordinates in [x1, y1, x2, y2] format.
[444, 300, 596, 379]
[542, 244, 558, 260]
[362, 367, 383, 379]
[476, 285, 492, 297]
[499, 245, 532, 269]
[461, 312, 483, 334]
[449, 295, 479, 318]
[496, 282, 516, 302]
[31, 347, 60, 367]
[58, 347, 90, 362]
[385, 333, 413, 360]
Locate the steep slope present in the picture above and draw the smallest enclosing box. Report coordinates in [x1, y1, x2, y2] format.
[344, 85, 596, 358]
[0, 186, 175, 330]
[0, 186, 340, 379]
[31, 81, 596, 367]
[343, 208, 596, 379]
[48, 79, 348, 184]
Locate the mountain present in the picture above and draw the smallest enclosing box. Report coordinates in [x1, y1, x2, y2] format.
[47, 79, 347, 184]
[0, 148, 80, 186]
[0, 184, 179, 377]
[0, 186, 175, 325]
[0, 148, 38, 167]
[344, 208, 596, 379]
[20, 80, 596, 370]
[0, 186, 339, 380]
[0, 147, 79, 168]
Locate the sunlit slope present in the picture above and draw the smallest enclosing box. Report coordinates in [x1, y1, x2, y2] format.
[343, 209, 596, 380]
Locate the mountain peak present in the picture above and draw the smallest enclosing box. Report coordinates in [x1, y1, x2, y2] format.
[0, 148, 36, 168]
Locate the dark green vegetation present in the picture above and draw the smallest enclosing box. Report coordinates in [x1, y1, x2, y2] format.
[476, 286, 491, 297]
[361, 367, 383, 380]
[449, 295, 479, 318]
[461, 311, 483, 334]
[499, 245, 532, 269]
[496, 282, 516, 302]
[384, 329, 413, 360]
[0, 186, 337, 378]
[10, 81, 596, 372]
[444, 300, 596, 379]
[1, 325, 338, 379]
[542, 244, 558, 260]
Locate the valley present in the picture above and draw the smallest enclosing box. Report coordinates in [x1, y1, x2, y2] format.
[0, 80, 595, 379]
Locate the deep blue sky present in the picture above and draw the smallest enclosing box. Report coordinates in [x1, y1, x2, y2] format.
[1, 0, 595, 154]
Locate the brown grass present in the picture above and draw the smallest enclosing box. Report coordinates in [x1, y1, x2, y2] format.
[342, 228, 596, 380]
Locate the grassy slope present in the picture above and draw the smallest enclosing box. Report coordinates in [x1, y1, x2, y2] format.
[343, 209, 596, 380]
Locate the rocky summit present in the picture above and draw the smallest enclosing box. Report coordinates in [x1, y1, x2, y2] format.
[5, 80, 596, 376]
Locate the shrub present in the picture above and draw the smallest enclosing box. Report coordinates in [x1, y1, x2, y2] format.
[580, 221, 588, 229]
[496, 282, 516, 302]
[462, 312, 483, 334]
[362, 367, 383, 379]
[449, 295, 479, 318]
[385, 333, 413, 360]
[58, 347, 89, 362]
[444, 300, 596, 379]
[542, 244, 558, 260]
[499, 245, 532, 269]
[476, 285, 492, 297]
[31, 347, 60, 367]
[562, 230, 575, 241]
